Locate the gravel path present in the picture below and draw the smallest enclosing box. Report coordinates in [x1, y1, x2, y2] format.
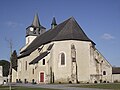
[4, 83, 110, 90]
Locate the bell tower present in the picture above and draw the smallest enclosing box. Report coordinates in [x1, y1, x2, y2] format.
[26, 14, 46, 45]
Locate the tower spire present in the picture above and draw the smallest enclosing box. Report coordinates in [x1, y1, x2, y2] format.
[51, 17, 57, 29]
[25, 14, 46, 45]
[32, 13, 40, 28]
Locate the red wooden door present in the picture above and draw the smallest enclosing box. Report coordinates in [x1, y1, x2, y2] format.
[40, 72, 44, 82]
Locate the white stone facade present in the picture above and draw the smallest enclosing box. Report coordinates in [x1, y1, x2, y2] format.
[13, 40, 112, 84]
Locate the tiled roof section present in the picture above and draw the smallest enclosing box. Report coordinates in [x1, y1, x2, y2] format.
[20, 17, 95, 58]
[29, 51, 50, 64]
[29, 44, 54, 64]
[112, 67, 120, 74]
[20, 17, 69, 54]
[18, 49, 32, 59]
[52, 17, 94, 42]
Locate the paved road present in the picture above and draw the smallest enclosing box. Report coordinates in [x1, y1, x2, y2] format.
[4, 83, 110, 90]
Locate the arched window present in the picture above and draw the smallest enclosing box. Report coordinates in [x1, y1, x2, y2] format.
[103, 71, 106, 75]
[61, 53, 65, 65]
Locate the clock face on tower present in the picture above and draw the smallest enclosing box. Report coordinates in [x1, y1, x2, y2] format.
[30, 27, 34, 31]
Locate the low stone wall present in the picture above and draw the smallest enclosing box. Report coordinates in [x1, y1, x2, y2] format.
[0, 76, 3, 85]
[112, 74, 120, 83]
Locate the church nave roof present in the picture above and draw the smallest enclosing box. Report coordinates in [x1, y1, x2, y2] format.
[19, 17, 95, 58]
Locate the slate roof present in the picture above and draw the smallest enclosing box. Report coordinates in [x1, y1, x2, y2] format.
[27, 14, 46, 29]
[112, 67, 120, 74]
[29, 43, 54, 64]
[18, 50, 31, 59]
[19, 17, 95, 58]
[29, 51, 50, 64]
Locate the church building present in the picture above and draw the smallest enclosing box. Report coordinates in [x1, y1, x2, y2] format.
[12, 14, 112, 84]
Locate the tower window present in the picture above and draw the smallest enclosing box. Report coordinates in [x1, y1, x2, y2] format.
[103, 71, 106, 75]
[43, 59, 45, 65]
[61, 53, 65, 65]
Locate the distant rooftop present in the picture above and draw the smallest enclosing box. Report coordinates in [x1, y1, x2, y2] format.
[112, 67, 120, 74]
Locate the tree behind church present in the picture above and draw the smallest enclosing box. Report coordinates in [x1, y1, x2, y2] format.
[11, 50, 18, 71]
[0, 60, 10, 77]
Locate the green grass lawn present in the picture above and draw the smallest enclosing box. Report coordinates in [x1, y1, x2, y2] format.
[0, 86, 58, 90]
[77, 83, 120, 90]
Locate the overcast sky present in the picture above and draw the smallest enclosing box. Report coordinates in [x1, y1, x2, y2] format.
[0, 0, 120, 66]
